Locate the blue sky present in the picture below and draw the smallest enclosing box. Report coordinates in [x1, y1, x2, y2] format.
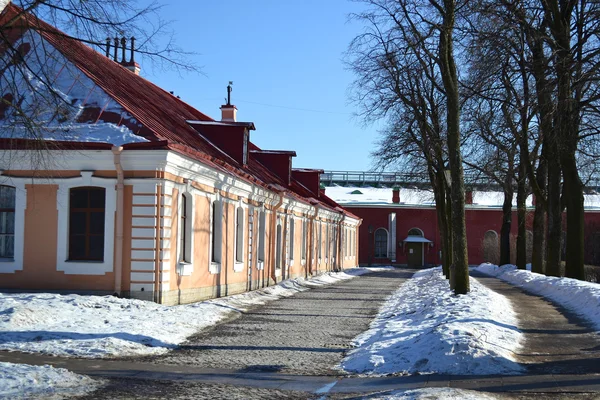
[139, 0, 382, 172]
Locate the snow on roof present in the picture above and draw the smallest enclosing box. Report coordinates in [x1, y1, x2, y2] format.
[325, 185, 536, 208]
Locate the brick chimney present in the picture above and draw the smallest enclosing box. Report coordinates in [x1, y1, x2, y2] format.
[392, 187, 400, 204]
[221, 81, 237, 122]
[465, 189, 473, 205]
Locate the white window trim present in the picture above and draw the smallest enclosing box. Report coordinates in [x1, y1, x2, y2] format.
[209, 195, 222, 274]
[177, 192, 194, 276]
[0, 180, 25, 274]
[275, 217, 283, 277]
[233, 202, 246, 273]
[56, 173, 116, 275]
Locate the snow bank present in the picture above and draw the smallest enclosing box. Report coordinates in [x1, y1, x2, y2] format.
[340, 267, 524, 375]
[0, 362, 100, 399]
[475, 263, 600, 330]
[364, 388, 498, 399]
[0, 267, 382, 359]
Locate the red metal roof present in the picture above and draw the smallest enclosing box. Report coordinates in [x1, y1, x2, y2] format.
[0, 4, 357, 219]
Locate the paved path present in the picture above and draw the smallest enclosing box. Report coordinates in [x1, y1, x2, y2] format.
[141, 269, 413, 376]
[470, 270, 600, 375]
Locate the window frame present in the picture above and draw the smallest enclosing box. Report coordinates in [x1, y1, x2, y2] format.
[233, 204, 245, 272]
[177, 192, 194, 275]
[0, 180, 25, 274]
[209, 198, 222, 274]
[374, 228, 389, 258]
[68, 186, 106, 261]
[0, 185, 16, 260]
[56, 174, 116, 275]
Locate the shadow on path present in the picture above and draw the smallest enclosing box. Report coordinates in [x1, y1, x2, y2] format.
[470, 270, 600, 375]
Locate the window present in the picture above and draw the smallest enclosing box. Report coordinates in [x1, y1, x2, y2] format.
[301, 219, 307, 260]
[211, 200, 222, 263]
[258, 210, 266, 262]
[235, 206, 244, 263]
[69, 187, 105, 261]
[276, 222, 282, 270]
[318, 222, 322, 259]
[0, 185, 15, 258]
[180, 193, 192, 263]
[289, 218, 295, 260]
[374, 228, 388, 258]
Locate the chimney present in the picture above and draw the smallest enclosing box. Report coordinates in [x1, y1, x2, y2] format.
[221, 81, 237, 122]
[392, 187, 400, 204]
[121, 37, 141, 75]
[465, 189, 473, 205]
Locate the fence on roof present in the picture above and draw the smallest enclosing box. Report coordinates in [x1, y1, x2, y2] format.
[321, 170, 489, 188]
[321, 170, 600, 191]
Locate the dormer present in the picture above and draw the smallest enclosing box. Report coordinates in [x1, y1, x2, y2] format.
[250, 150, 296, 186]
[292, 168, 324, 197]
[187, 121, 255, 166]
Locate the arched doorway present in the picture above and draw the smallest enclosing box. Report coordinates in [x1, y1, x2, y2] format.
[405, 228, 427, 268]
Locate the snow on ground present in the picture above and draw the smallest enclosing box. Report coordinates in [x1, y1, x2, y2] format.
[476, 263, 600, 330]
[361, 388, 498, 399]
[340, 267, 524, 376]
[0, 267, 391, 359]
[0, 362, 101, 399]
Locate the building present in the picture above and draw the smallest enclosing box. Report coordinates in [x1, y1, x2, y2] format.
[0, 4, 360, 304]
[325, 184, 600, 268]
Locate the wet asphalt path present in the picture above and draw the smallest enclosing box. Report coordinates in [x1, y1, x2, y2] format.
[143, 269, 414, 376]
[470, 270, 600, 375]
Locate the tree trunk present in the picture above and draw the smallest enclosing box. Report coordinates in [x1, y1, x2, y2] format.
[434, 171, 451, 278]
[532, 155, 547, 274]
[516, 166, 527, 270]
[546, 141, 562, 277]
[562, 153, 585, 279]
[445, 186, 453, 282]
[500, 186, 513, 266]
[438, 0, 469, 294]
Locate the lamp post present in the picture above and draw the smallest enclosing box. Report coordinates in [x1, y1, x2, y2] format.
[368, 224, 373, 266]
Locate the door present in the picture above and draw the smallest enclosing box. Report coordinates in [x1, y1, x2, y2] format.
[406, 242, 423, 268]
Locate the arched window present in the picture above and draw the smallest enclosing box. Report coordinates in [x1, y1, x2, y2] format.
[211, 200, 222, 263]
[301, 219, 307, 261]
[318, 222, 322, 259]
[374, 228, 388, 258]
[258, 210, 266, 262]
[69, 187, 105, 261]
[289, 218, 295, 260]
[276, 220, 283, 270]
[180, 193, 192, 263]
[235, 206, 244, 263]
[408, 228, 424, 237]
[0, 185, 16, 258]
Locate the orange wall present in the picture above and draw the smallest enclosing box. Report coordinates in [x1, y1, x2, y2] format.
[7, 184, 115, 291]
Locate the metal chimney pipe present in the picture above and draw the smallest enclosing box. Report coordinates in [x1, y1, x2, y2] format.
[130, 37, 135, 63]
[120, 37, 126, 63]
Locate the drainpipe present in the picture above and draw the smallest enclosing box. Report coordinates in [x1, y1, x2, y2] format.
[307, 203, 319, 276]
[269, 190, 284, 284]
[154, 183, 162, 303]
[111, 146, 124, 296]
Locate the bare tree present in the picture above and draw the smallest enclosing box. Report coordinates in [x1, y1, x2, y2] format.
[0, 0, 199, 168]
